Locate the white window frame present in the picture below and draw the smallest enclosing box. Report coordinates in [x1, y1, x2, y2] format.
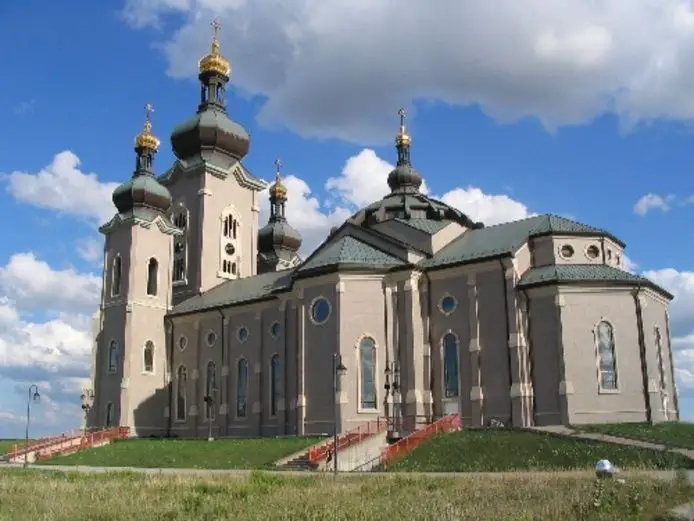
[594, 319, 619, 393]
[441, 330, 461, 399]
[356, 335, 379, 413]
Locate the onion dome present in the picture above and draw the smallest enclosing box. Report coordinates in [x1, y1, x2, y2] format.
[170, 19, 250, 161]
[198, 20, 231, 77]
[258, 160, 302, 271]
[112, 104, 172, 215]
[387, 107, 423, 193]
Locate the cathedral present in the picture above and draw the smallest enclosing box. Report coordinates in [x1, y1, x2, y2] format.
[88, 25, 680, 439]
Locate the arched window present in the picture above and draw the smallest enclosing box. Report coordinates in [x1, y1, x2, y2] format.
[176, 366, 187, 421]
[270, 355, 282, 417]
[359, 337, 377, 410]
[146, 258, 158, 296]
[443, 333, 460, 398]
[143, 341, 154, 373]
[105, 403, 114, 427]
[112, 256, 122, 296]
[173, 206, 189, 283]
[205, 361, 217, 420]
[655, 326, 667, 390]
[220, 210, 240, 279]
[596, 321, 618, 390]
[236, 359, 248, 418]
[107, 340, 118, 373]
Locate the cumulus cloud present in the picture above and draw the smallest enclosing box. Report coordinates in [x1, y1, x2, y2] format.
[76, 236, 104, 265]
[3, 150, 118, 225]
[633, 193, 676, 216]
[123, 0, 694, 142]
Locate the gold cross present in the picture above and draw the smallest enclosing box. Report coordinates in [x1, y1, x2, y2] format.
[144, 103, 154, 122]
[212, 18, 222, 39]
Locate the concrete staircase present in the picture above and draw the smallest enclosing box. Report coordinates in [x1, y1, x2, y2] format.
[280, 454, 319, 471]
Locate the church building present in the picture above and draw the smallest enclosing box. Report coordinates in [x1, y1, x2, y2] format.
[89, 24, 680, 438]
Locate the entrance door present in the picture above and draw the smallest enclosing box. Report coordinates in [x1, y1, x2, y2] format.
[443, 400, 459, 415]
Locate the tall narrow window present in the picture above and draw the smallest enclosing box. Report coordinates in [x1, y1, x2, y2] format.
[112, 256, 122, 296]
[105, 403, 114, 427]
[443, 333, 460, 398]
[596, 321, 618, 390]
[220, 211, 240, 279]
[359, 337, 377, 409]
[107, 340, 118, 373]
[176, 366, 187, 421]
[655, 327, 667, 389]
[146, 258, 158, 296]
[143, 341, 154, 373]
[270, 355, 282, 417]
[173, 207, 188, 284]
[205, 361, 217, 420]
[236, 359, 248, 418]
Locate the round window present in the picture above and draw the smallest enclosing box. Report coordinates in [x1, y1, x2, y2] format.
[237, 326, 249, 343]
[586, 245, 600, 259]
[270, 321, 281, 338]
[206, 331, 217, 347]
[311, 297, 331, 325]
[560, 244, 575, 258]
[177, 335, 188, 350]
[439, 295, 457, 315]
[225, 243, 235, 255]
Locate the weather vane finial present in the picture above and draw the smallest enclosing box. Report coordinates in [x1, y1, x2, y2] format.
[275, 158, 282, 174]
[145, 103, 154, 123]
[398, 107, 407, 131]
[212, 18, 222, 40]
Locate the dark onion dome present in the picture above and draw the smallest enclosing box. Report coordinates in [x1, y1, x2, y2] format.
[113, 104, 173, 215]
[170, 20, 250, 161]
[258, 160, 302, 256]
[348, 108, 482, 230]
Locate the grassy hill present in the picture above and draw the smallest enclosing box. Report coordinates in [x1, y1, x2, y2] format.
[37, 436, 324, 469]
[387, 428, 694, 472]
[573, 421, 694, 449]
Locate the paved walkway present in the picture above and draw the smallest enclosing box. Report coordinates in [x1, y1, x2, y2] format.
[529, 426, 694, 460]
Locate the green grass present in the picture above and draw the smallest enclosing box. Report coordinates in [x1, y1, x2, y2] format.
[37, 436, 324, 469]
[0, 439, 24, 455]
[573, 422, 694, 449]
[387, 429, 694, 472]
[0, 469, 691, 521]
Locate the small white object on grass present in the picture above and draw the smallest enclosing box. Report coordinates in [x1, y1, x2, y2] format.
[595, 459, 617, 479]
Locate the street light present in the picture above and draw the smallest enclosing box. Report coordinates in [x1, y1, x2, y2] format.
[80, 389, 94, 436]
[204, 386, 218, 442]
[332, 353, 347, 476]
[24, 384, 41, 468]
[384, 361, 400, 439]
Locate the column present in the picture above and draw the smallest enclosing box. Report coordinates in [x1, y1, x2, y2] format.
[467, 273, 484, 426]
[402, 274, 426, 433]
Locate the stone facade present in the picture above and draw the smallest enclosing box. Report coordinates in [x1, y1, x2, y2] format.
[87, 36, 680, 439]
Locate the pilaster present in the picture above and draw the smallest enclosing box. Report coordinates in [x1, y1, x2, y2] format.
[467, 273, 484, 426]
[401, 274, 426, 433]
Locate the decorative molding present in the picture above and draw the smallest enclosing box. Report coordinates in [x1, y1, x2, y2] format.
[470, 386, 483, 401]
[335, 281, 345, 293]
[120, 378, 129, 389]
[559, 381, 574, 395]
[468, 338, 480, 352]
[297, 394, 306, 407]
[221, 365, 229, 377]
[405, 389, 422, 404]
[99, 212, 183, 237]
[125, 303, 133, 313]
[510, 383, 534, 398]
[555, 295, 566, 307]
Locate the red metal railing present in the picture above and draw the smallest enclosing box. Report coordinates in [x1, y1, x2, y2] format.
[381, 413, 460, 467]
[307, 418, 387, 464]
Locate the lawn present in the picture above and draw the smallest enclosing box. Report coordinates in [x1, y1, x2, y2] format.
[574, 422, 694, 449]
[0, 469, 690, 521]
[387, 429, 694, 472]
[0, 440, 23, 455]
[36, 436, 324, 469]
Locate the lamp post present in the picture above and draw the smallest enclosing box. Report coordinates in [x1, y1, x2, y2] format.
[24, 384, 41, 468]
[332, 352, 347, 476]
[384, 361, 401, 440]
[80, 389, 94, 437]
[204, 386, 218, 442]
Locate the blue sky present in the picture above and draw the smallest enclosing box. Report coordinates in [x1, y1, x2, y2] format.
[0, 0, 693, 438]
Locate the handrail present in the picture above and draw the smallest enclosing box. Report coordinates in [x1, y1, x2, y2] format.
[307, 417, 387, 464]
[381, 413, 460, 467]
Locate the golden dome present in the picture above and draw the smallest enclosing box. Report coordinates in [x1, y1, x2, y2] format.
[199, 20, 231, 77]
[270, 159, 288, 198]
[135, 104, 161, 151]
[395, 107, 411, 146]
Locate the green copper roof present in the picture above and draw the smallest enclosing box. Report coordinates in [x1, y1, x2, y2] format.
[420, 214, 619, 269]
[297, 235, 406, 275]
[394, 218, 452, 234]
[170, 270, 293, 316]
[518, 264, 672, 298]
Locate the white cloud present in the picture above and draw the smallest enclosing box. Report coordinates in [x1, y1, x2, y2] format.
[76, 237, 104, 265]
[124, 0, 694, 142]
[633, 193, 676, 216]
[0, 253, 101, 315]
[261, 148, 532, 254]
[3, 150, 118, 225]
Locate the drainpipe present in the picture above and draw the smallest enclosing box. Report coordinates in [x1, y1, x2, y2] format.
[218, 310, 225, 437]
[632, 286, 652, 424]
[499, 260, 514, 426]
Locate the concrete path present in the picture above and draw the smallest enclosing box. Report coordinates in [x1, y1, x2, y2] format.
[528, 426, 694, 460]
[1, 462, 693, 484]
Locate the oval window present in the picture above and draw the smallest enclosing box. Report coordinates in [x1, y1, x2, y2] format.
[560, 244, 575, 258]
[311, 298, 331, 325]
[586, 245, 600, 259]
[270, 321, 281, 338]
[237, 326, 249, 343]
[440, 295, 457, 315]
[178, 335, 188, 350]
[206, 331, 217, 347]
